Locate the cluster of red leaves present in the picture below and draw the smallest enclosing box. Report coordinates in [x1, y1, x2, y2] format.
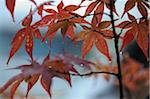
[117, 13, 149, 58]
[2, 0, 149, 98]
[122, 0, 149, 18]
[7, 8, 43, 64]
[1, 53, 149, 98]
[73, 21, 113, 60]
[41, 1, 88, 43]
[1, 53, 96, 99]
[6, 0, 149, 64]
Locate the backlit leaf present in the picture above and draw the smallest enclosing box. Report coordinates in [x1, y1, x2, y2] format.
[95, 33, 111, 61]
[22, 8, 33, 27]
[10, 79, 23, 99]
[6, 0, 16, 21]
[85, 1, 99, 15]
[120, 27, 135, 51]
[122, 1, 135, 18]
[64, 5, 81, 12]
[7, 28, 27, 64]
[137, 2, 148, 18]
[98, 21, 111, 29]
[82, 33, 95, 58]
[25, 32, 33, 60]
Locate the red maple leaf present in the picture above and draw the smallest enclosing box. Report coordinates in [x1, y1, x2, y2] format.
[5, 0, 36, 21]
[7, 8, 42, 64]
[1, 54, 80, 99]
[73, 20, 113, 61]
[116, 13, 149, 58]
[41, 1, 88, 44]
[84, 0, 118, 22]
[122, 0, 149, 18]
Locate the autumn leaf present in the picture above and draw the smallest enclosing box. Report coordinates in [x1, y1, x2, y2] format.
[7, 9, 43, 64]
[122, 0, 136, 18]
[85, 1, 99, 15]
[82, 33, 95, 59]
[74, 19, 113, 60]
[7, 28, 27, 64]
[42, 22, 64, 42]
[5, 0, 37, 22]
[2, 53, 82, 99]
[137, 2, 148, 18]
[116, 21, 132, 29]
[33, 29, 42, 39]
[5, 0, 16, 21]
[98, 21, 111, 29]
[122, 0, 149, 18]
[26, 74, 40, 97]
[117, 13, 149, 58]
[40, 1, 90, 43]
[55, 52, 95, 70]
[92, 2, 104, 26]
[57, 1, 64, 12]
[25, 33, 34, 60]
[74, 30, 111, 60]
[10, 79, 23, 99]
[105, 3, 119, 16]
[95, 33, 111, 61]
[36, 1, 53, 17]
[120, 27, 135, 51]
[22, 8, 33, 27]
[66, 25, 75, 39]
[64, 5, 82, 12]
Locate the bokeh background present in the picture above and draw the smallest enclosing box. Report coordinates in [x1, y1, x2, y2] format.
[0, 0, 145, 99]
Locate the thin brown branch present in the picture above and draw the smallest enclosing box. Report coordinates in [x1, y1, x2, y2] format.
[55, 70, 118, 77]
[109, 1, 124, 99]
[70, 71, 117, 76]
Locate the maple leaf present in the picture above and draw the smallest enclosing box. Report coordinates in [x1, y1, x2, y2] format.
[7, 9, 42, 64]
[56, 52, 96, 70]
[116, 13, 149, 58]
[5, 0, 37, 22]
[122, 0, 149, 18]
[41, 1, 88, 43]
[73, 19, 113, 61]
[1, 54, 80, 99]
[5, 0, 16, 21]
[36, 1, 53, 17]
[84, 0, 118, 22]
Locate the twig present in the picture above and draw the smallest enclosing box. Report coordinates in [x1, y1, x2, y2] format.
[66, 71, 117, 77]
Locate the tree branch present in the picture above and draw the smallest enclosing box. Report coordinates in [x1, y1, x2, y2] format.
[69, 71, 117, 77]
[109, 1, 124, 99]
[52, 70, 118, 77]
